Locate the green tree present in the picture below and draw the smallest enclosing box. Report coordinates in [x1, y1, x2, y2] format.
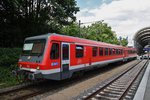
[61, 21, 127, 46]
[0, 0, 79, 47]
[60, 23, 80, 37]
[120, 38, 128, 46]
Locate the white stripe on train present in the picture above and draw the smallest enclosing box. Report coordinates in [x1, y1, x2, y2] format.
[20, 56, 136, 75]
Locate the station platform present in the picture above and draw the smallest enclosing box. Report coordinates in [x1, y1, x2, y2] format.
[134, 60, 150, 100]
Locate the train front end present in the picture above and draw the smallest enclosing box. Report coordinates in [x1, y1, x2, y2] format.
[13, 35, 48, 81]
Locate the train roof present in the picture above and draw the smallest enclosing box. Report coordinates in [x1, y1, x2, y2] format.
[25, 33, 52, 40]
[25, 33, 134, 49]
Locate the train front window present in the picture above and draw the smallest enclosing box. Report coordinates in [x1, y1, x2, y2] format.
[23, 43, 33, 51]
[22, 39, 45, 56]
[31, 42, 45, 54]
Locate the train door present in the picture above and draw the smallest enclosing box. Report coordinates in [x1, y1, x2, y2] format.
[61, 42, 70, 79]
[124, 49, 128, 61]
[50, 41, 61, 70]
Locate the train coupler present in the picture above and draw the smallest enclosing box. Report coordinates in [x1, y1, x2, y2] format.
[12, 69, 42, 81]
[28, 71, 42, 80]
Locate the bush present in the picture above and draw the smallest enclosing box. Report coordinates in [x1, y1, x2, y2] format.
[0, 65, 19, 88]
[0, 48, 21, 66]
[0, 48, 21, 88]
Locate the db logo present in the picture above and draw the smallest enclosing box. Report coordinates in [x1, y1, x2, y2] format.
[77, 59, 82, 64]
[27, 65, 30, 68]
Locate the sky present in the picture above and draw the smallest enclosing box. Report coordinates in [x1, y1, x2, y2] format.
[75, 0, 150, 46]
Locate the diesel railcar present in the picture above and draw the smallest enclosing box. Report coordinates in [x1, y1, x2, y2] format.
[14, 33, 137, 80]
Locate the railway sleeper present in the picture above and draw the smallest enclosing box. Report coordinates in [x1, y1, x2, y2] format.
[95, 94, 119, 100]
[109, 85, 126, 89]
[128, 89, 135, 93]
[103, 90, 124, 95]
[99, 92, 121, 98]
[110, 83, 126, 86]
[124, 95, 133, 99]
[106, 87, 125, 91]
[104, 89, 124, 93]
[127, 92, 134, 96]
[111, 83, 127, 86]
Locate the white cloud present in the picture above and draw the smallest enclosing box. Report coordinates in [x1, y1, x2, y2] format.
[76, 0, 150, 46]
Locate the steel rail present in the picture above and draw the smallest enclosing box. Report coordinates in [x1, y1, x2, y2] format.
[84, 60, 148, 100]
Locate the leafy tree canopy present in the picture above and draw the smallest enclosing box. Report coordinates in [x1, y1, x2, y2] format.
[0, 0, 79, 47]
[0, 0, 128, 47]
[120, 37, 128, 46]
[61, 22, 128, 46]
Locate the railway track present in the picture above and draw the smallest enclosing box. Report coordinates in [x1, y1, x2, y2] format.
[0, 60, 141, 100]
[0, 79, 75, 100]
[80, 60, 149, 100]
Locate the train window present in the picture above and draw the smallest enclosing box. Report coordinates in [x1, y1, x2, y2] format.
[109, 48, 113, 55]
[99, 47, 103, 56]
[134, 50, 136, 53]
[23, 39, 46, 56]
[133, 50, 135, 54]
[118, 49, 120, 54]
[121, 49, 123, 54]
[129, 50, 131, 54]
[93, 47, 98, 57]
[32, 42, 45, 54]
[50, 43, 59, 59]
[119, 49, 121, 55]
[113, 49, 116, 55]
[116, 49, 119, 55]
[105, 48, 108, 55]
[133, 50, 135, 53]
[118, 49, 120, 55]
[76, 45, 84, 58]
[62, 44, 69, 60]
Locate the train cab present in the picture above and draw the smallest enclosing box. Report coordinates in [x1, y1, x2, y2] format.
[16, 33, 72, 80]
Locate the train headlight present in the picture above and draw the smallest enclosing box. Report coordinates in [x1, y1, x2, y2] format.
[36, 66, 40, 70]
[19, 59, 22, 62]
[19, 64, 22, 68]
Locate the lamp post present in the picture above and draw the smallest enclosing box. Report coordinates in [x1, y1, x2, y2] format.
[79, 20, 82, 37]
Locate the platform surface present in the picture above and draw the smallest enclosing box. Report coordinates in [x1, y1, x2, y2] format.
[133, 60, 150, 100]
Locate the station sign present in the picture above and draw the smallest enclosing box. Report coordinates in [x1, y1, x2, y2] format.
[143, 48, 150, 51]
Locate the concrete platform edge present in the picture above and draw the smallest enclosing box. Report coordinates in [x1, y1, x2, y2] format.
[133, 61, 150, 100]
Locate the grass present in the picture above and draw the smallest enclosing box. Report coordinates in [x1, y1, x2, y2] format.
[0, 65, 20, 88]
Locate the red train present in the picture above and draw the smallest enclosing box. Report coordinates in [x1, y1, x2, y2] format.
[14, 33, 137, 80]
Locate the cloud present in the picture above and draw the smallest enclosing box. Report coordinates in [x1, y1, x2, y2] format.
[78, 9, 95, 17]
[76, 0, 150, 46]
